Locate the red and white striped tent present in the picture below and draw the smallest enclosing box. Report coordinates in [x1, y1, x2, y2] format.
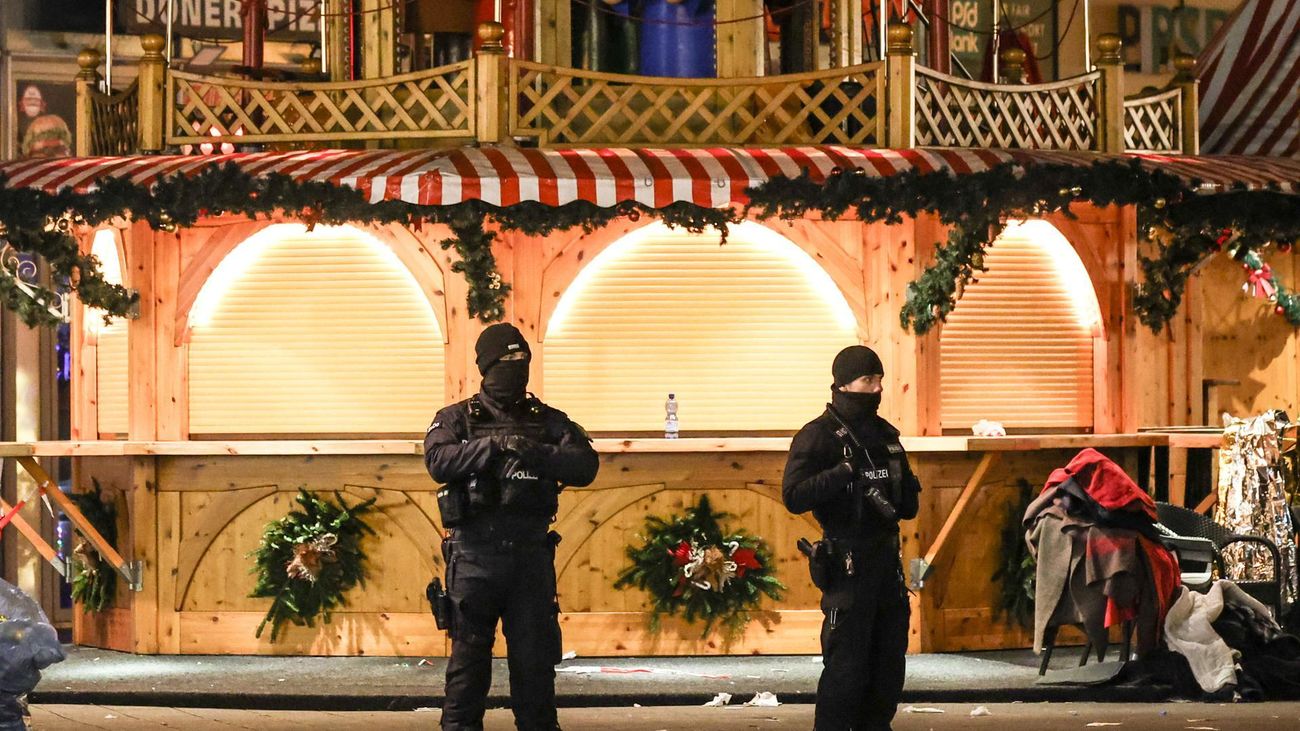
[1198, 0, 1300, 157]
[1, 147, 1297, 209]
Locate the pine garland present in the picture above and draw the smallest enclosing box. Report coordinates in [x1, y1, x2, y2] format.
[2, 158, 1295, 334]
[613, 495, 784, 640]
[249, 490, 376, 642]
[745, 159, 1300, 335]
[991, 478, 1037, 630]
[68, 479, 118, 613]
[0, 165, 735, 328]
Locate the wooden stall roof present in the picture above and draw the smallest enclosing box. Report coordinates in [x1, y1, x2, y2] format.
[1, 148, 1296, 210]
[1, 433, 1185, 458]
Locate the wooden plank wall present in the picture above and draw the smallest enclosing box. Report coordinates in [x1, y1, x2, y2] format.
[73, 447, 1143, 656]
[1197, 250, 1300, 422]
[67, 205, 1232, 655]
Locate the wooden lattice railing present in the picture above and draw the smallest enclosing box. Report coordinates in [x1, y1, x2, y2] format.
[87, 80, 139, 156]
[914, 67, 1102, 150]
[509, 60, 886, 146]
[166, 61, 474, 146]
[1123, 87, 1183, 154]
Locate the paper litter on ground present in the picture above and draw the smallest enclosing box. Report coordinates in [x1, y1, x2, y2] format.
[703, 692, 732, 707]
[902, 705, 945, 713]
[743, 691, 780, 707]
[971, 705, 991, 716]
[555, 665, 730, 679]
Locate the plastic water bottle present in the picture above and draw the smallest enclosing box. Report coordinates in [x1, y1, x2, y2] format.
[664, 394, 679, 439]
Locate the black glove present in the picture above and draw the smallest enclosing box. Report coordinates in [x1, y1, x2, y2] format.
[493, 435, 547, 465]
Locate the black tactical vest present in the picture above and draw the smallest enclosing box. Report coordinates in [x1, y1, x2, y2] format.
[461, 395, 563, 521]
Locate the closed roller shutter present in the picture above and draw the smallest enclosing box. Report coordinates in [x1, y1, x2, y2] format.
[188, 224, 444, 435]
[543, 222, 859, 433]
[940, 221, 1098, 432]
[91, 230, 129, 436]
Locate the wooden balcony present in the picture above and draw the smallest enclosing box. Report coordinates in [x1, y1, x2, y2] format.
[76, 23, 1199, 158]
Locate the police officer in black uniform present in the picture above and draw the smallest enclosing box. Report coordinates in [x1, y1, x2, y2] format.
[782, 345, 921, 731]
[424, 323, 599, 731]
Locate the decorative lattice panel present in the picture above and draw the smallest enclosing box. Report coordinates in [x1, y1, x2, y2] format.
[510, 61, 886, 146]
[88, 80, 139, 156]
[167, 62, 473, 146]
[1124, 88, 1182, 153]
[915, 68, 1101, 150]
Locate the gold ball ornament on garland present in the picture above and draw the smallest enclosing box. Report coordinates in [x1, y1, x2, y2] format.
[248, 490, 376, 641]
[613, 495, 784, 641]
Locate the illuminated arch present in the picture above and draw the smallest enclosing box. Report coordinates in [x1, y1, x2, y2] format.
[187, 223, 445, 435]
[543, 221, 859, 432]
[89, 228, 129, 436]
[940, 219, 1103, 432]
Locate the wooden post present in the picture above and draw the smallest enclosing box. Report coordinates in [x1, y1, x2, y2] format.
[1173, 53, 1199, 155]
[1096, 34, 1125, 153]
[538, 0, 572, 68]
[716, 0, 763, 78]
[829, 0, 865, 69]
[474, 21, 509, 144]
[74, 48, 102, 157]
[1001, 47, 1026, 84]
[362, 0, 397, 79]
[885, 21, 916, 150]
[137, 34, 166, 154]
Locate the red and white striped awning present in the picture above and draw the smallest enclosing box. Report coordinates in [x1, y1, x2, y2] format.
[1, 146, 1296, 209]
[1197, 0, 1300, 157]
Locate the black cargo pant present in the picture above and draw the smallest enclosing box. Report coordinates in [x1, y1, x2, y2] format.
[442, 533, 562, 731]
[815, 539, 910, 731]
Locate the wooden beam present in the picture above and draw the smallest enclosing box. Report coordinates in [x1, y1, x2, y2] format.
[0, 494, 64, 576]
[16, 457, 133, 585]
[921, 451, 1002, 570]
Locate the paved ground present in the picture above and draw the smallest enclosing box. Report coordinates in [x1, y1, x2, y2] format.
[26, 702, 1300, 730]
[32, 645, 1168, 710]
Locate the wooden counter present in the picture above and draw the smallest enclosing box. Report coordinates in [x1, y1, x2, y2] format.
[0, 434, 1181, 657]
[8, 432, 1169, 457]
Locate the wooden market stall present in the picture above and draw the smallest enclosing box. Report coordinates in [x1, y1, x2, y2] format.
[0, 2, 1297, 658]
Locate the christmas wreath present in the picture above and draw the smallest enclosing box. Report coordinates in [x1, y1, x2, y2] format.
[69, 479, 118, 613]
[613, 495, 784, 639]
[991, 478, 1037, 630]
[249, 490, 376, 641]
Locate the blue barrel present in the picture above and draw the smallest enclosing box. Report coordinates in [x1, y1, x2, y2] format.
[639, 0, 716, 78]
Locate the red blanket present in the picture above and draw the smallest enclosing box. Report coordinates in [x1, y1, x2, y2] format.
[1044, 447, 1158, 521]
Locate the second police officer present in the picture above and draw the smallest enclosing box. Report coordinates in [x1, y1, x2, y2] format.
[424, 323, 599, 731]
[782, 345, 922, 731]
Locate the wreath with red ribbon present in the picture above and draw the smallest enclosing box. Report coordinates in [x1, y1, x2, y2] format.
[613, 495, 784, 639]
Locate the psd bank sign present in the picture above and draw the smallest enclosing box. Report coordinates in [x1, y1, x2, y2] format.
[120, 0, 321, 43]
[1117, 3, 1229, 73]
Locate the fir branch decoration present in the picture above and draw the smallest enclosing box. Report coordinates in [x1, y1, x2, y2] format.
[68, 479, 118, 613]
[991, 479, 1037, 630]
[613, 495, 784, 640]
[3, 157, 1296, 333]
[745, 159, 1300, 334]
[249, 490, 376, 642]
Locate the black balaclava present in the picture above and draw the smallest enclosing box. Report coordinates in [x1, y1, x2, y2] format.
[475, 323, 532, 406]
[830, 345, 884, 421]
